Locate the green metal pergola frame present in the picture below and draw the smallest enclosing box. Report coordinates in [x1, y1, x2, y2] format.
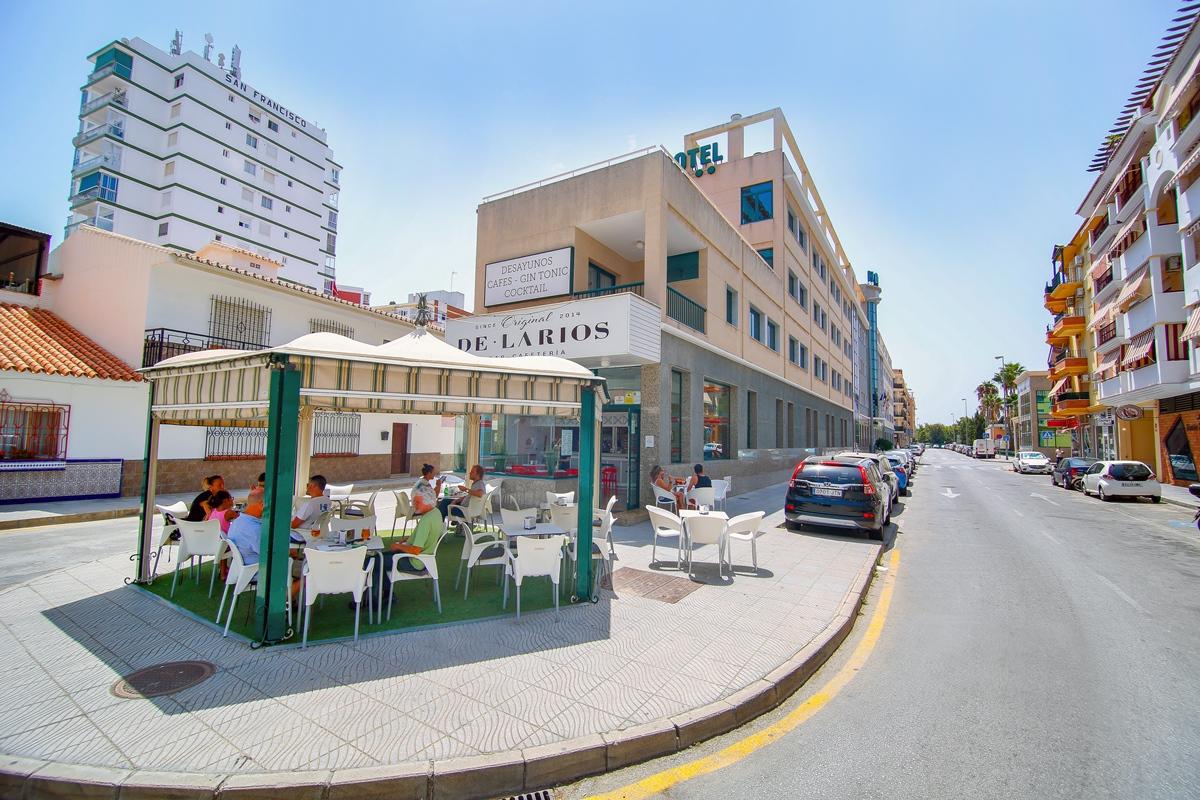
[135, 331, 605, 645]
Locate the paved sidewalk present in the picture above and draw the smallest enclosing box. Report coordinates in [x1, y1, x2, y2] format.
[0, 483, 881, 798]
[1159, 481, 1200, 510]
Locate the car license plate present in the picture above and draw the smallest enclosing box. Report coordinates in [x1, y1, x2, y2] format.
[813, 487, 842, 498]
[1121, 482, 1140, 487]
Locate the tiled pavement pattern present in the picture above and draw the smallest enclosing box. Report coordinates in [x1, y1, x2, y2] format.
[0, 484, 878, 776]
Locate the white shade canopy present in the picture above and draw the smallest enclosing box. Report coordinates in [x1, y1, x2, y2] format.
[141, 327, 602, 424]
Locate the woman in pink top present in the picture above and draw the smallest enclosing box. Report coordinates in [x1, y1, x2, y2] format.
[206, 490, 238, 534]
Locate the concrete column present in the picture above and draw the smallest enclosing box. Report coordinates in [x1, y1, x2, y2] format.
[465, 413, 481, 472]
[295, 407, 314, 495]
[643, 177, 669, 311]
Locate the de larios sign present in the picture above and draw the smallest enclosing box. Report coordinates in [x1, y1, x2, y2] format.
[447, 294, 634, 360]
[484, 247, 573, 307]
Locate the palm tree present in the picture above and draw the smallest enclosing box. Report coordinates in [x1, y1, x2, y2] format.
[975, 381, 998, 420]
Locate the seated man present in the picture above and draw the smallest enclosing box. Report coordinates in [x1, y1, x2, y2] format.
[226, 500, 263, 566]
[291, 475, 331, 533]
[438, 464, 485, 520]
[685, 463, 712, 507]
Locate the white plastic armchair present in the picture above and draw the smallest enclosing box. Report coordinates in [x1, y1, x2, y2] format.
[646, 505, 684, 567]
[711, 480, 730, 511]
[449, 486, 496, 532]
[684, 513, 728, 579]
[216, 538, 290, 637]
[326, 514, 377, 545]
[392, 489, 415, 536]
[652, 484, 678, 513]
[326, 483, 354, 508]
[545, 490, 575, 507]
[301, 546, 372, 648]
[170, 519, 226, 598]
[386, 527, 449, 619]
[688, 486, 716, 509]
[500, 506, 538, 528]
[151, 501, 188, 579]
[341, 490, 378, 518]
[725, 511, 765, 571]
[504, 534, 566, 619]
[455, 527, 508, 599]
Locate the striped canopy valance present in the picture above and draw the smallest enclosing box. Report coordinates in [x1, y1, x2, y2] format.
[141, 329, 602, 423]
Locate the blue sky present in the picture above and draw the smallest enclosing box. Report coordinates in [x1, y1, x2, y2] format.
[0, 0, 1178, 422]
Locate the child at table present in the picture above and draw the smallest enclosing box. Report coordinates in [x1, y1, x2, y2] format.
[205, 490, 238, 534]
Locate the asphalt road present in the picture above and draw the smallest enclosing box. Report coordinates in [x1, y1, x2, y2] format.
[0, 516, 140, 589]
[569, 448, 1200, 799]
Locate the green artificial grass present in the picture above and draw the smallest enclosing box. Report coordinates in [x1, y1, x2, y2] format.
[142, 533, 566, 643]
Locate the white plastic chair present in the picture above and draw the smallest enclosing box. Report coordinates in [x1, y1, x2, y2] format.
[341, 490, 378, 518]
[449, 486, 496, 533]
[455, 523, 508, 599]
[170, 519, 226, 598]
[215, 538, 292, 637]
[150, 501, 188, 579]
[326, 483, 354, 508]
[301, 546, 373, 648]
[592, 509, 615, 583]
[485, 479, 504, 525]
[725, 511, 765, 571]
[391, 489, 415, 536]
[500, 506, 538, 528]
[386, 527, 449, 619]
[684, 514, 728, 579]
[688, 486, 716, 509]
[327, 514, 377, 545]
[652, 484, 678, 513]
[646, 505, 684, 567]
[545, 490, 575, 507]
[503, 535, 566, 619]
[711, 480, 730, 511]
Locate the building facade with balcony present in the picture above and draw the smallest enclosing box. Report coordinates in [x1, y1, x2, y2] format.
[454, 110, 877, 508]
[65, 36, 342, 291]
[9, 225, 453, 497]
[892, 369, 916, 447]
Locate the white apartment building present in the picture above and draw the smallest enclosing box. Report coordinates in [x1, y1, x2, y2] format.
[65, 35, 342, 290]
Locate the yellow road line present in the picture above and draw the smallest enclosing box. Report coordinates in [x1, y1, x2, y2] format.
[586, 547, 901, 800]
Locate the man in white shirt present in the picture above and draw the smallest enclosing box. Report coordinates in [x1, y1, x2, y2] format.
[291, 474, 332, 531]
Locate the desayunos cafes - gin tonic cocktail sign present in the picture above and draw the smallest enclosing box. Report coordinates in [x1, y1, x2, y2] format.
[483, 247, 573, 306]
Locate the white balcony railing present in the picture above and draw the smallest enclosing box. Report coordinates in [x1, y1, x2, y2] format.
[80, 90, 127, 118]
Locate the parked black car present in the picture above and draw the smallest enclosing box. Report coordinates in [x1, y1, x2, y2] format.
[1051, 457, 1098, 490]
[784, 458, 888, 540]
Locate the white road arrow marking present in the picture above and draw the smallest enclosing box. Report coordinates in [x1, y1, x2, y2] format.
[942, 487, 960, 499]
[1030, 492, 1059, 506]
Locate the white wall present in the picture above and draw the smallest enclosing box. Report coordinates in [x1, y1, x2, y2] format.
[3, 373, 147, 460]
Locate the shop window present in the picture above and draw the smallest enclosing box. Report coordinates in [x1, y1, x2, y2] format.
[702, 380, 731, 460]
[0, 400, 69, 461]
[740, 181, 773, 224]
[1165, 418, 1198, 482]
[478, 413, 580, 476]
[671, 369, 684, 463]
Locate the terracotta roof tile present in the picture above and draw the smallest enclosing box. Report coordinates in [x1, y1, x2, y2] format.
[0, 304, 142, 382]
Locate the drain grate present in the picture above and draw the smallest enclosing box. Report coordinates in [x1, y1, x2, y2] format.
[500, 792, 553, 800]
[603, 567, 702, 603]
[111, 660, 216, 699]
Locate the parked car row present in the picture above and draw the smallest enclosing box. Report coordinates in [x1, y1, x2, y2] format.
[1018, 455, 1165, 503]
[784, 444, 922, 540]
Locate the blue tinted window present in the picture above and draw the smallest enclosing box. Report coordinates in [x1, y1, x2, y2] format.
[740, 181, 773, 224]
[757, 248, 773, 269]
[749, 306, 763, 342]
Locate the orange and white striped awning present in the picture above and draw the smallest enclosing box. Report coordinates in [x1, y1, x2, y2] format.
[1121, 328, 1156, 368]
[1049, 376, 1071, 396]
[1115, 267, 1150, 311]
[1088, 257, 1111, 283]
[1096, 346, 1122, 381]
[1182, 305, 1200, 341]
[1088, 300, 1117, 330]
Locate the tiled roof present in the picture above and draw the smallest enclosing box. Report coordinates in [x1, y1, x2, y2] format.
[0, 304, 142, 382]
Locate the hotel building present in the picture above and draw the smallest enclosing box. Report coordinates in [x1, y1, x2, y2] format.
[450, 109, 893, 508]
[65, 35, 341, 290]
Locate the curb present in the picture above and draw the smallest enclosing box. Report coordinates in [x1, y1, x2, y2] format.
[1159, 495, 1199, 512]
[0, 546, 882, 800]
[0, 507, 141, 532]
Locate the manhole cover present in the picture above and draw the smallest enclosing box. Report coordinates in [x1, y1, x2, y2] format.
[603, 567, 702, 603]
[111, 660, 216, 699]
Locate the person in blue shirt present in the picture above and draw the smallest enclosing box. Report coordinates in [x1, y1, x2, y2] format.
[226, 500, 263, 566]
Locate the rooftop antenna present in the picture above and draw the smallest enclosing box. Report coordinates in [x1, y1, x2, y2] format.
[449, 271, 458, 292]
[217, 52, 225, 68]
[414, 293, 432, 327]
[170, 30, 182, 56]
[230, 44, 242, 79]
[202, 32, 213, 62]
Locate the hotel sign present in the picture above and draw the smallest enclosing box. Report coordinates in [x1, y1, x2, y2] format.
[224, 74, 311, 129]
[675, 142, 724, 177]
[483, 247, 573, 307]
[446, 292, 660, 365]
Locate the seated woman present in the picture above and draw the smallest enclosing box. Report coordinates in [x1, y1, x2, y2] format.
[684, 463, 712, 507]
[185, 475, 224, 522]
[650, 465, 685, 511]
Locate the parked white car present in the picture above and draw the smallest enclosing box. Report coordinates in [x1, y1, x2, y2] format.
[1081, 460, 1162, 503]
[1013, 451, 1051, 474]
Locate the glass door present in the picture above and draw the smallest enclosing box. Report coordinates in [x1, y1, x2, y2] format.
[601, 405, 640, 510]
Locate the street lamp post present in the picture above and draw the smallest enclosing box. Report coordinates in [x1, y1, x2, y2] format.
[995, 355, 1011, 458]
[961, 397, 967, 444]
